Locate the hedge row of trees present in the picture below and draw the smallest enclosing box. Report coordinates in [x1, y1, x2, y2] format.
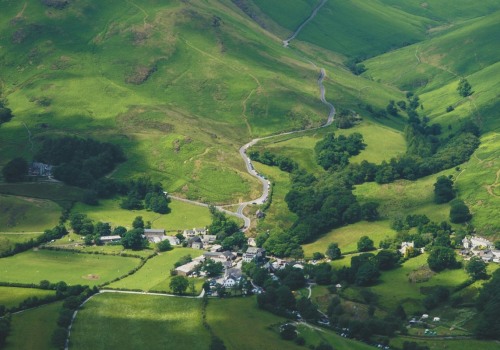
[248, 150, 298, 173]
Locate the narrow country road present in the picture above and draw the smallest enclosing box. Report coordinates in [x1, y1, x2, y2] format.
[283, 0, 328, 47]
[170, 0, 335, 232]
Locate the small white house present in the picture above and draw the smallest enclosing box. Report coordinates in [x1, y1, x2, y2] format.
[433, 317, 440, 322]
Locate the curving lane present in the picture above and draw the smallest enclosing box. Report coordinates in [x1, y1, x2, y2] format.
[171, 0, 335, 232]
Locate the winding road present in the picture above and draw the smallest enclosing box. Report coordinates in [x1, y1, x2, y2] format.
[170, 0, 335, 231]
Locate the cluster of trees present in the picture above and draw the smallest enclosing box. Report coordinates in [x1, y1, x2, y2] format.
[345, 57, 366, 75]
[0, 100, 13, 126]
[34, 136, 126, 188]
[207, 206, 246, 251]
[334, 109, 360, 129]
[314, 132, 366, 171]
[0, 309, 10, 348]
[474, 269, 500, 339]
[120, 177, 169, 214]
[449, 200, 472, 223]
[285, 178, 362, 244]
[248, 150, 298, 173]
[457, 78, 473, 97]
[2, 157, 28, 182]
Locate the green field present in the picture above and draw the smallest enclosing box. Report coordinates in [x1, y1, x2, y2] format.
[371, 254, 469, 312]
[73, 197, 212, 231]
[0, 286, 54, 308]
[70, 293, 209, 350]
[0, 232, 41, 255]
[5, 301, 62, 350]
[390, 336, 500, 350]
[0, 194, 61, 232]
[0, 249, 140, 286]
[108, 247, 204, 294]
[303, 220, 396, 257]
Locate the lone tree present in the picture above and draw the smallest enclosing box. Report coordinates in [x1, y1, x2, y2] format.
[325, 242, 342, 260]
[450, 200, 472, 223]
[357, 236, 375, 252]
[466, 256, 488, 280]
[2, 157, 28, 182]
[428, 246, 459, 272]
[434, 176, 455, 204]
[457, 78, 473, 97]
[170, 275, 189, 295]
[121, 228, 147, 250]
[157, 239, 172, 252]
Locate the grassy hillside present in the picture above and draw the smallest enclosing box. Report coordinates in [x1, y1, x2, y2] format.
[0, 194, 61, 232]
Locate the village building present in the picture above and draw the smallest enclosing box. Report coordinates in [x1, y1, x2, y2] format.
[100, 235, 121, 244]
[183, 229, 196, 237]
[255, 210, 265, 219]
[28, 162, 53, 177]
[247, 238, 257, 247]
[203, 252, 228, 263]
[202, 234, 217, 245]
[210, 244, 223, 252]
[223, 268, 243, 288]
[163, 235, 180, 246]
[242, 247, 265, 263]
[194, 227, 208, 235]
[399, 241, 414, 255]
[175, 256, 204, 276]
[188, 236, 203, 249]
[144, 229, 166, 243]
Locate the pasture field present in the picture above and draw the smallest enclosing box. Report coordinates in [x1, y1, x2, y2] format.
[4, 301, 62, 350]
[69, 293, 209, 350]
[0, 286, 54, 308]
[0, 232, 41, 255]
[255, 120, 405, 173]
[303, 221, 396, 257]
[0, 195, 61, 233]
[0, 249, 140, 286]
[108, 247, 204, 294]
[73, 197, 212, 231]
[354, 169, 457, 223]
[370, 254, 469, 312]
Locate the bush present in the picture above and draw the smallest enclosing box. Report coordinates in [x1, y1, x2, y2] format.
[450, 200, 472, 223]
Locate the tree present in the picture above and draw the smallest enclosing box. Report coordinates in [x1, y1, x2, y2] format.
[312, 252, 325, 260]
[280, 323, 297, 340]
[94, 222, 111, 236]
[361, 202, 380, 221]
[450, 200, 472, 223]
[457, 78, 472, 97]
[433, 176, 455, 204]
[325, 243, 342, 260]
[427, 246, 459, 272]
[2, 157, 28, 182]
[202, 259, 224, 277]
[157, 239, 172, 252]
[170, 276, 189, 294]
[121, 228, 147, 250]
[113, 226, 127, 237]
[0, 104, 13, 124]
[357, 236, 375, 252]
[355, 262, 380, 286]
[466, 256, 488, 280]
[132, 216, 145, 229]
[376, 250, 399, 270]
[69, 213, 87, 234]
[210, 336, 227, 350]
